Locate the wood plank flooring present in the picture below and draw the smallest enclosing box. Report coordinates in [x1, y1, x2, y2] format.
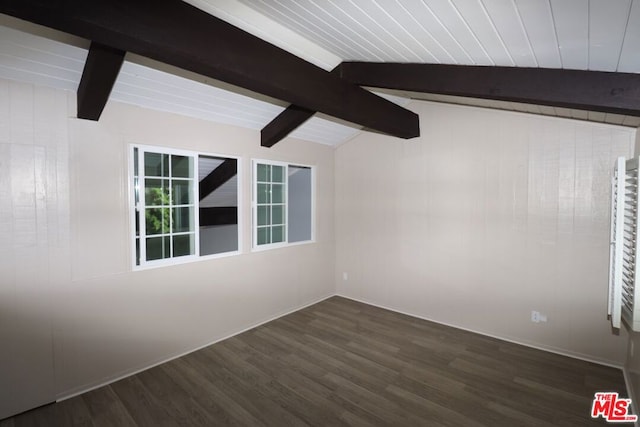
[0, 296, 629, 426]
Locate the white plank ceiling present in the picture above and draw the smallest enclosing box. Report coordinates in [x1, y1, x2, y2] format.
[0, 0, 639, 148]
[235, 0, 640, 72]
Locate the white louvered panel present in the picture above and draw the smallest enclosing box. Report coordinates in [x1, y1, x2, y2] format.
[622, 158, 640, 330]
[618, 0, 640, 73]
[609, 157, 624, 328]
[514, 0, 562, 68]
[610, 157, 640, 331]
[589, 0, 632, 72]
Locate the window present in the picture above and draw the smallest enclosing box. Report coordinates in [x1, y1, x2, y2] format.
[252, 160, 313, 249]
[131, 145, 239, 268]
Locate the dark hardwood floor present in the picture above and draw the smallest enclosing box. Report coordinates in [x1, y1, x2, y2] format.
[1, 296, 628, 426]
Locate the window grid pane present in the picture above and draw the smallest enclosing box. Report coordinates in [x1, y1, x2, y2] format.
[140, 151, 196, 263]
[256, 162, 286, 246]
[272, 165, 284, 183]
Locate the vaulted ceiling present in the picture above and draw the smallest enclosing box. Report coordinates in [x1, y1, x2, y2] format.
[1, 0, 639, 147]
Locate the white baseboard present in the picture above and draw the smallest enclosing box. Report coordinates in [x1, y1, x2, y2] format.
[337, 293, 625, 369]
[56, 292, 335, 402]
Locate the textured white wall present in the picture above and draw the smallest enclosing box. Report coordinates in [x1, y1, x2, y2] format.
[60, 100, 335, 398]
[0, 77, 335, 418]
[0, 80, 72, 418]
[335, 100, 634, 366]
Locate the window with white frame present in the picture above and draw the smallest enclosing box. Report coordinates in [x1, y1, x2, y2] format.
[132, 145, 239, 268]
[253, 160, 313, 248]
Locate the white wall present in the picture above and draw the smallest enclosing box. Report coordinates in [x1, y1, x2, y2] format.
[335, 100, 634, 366]
[0, 80, 71, 419]
[0, 77, 335, 418]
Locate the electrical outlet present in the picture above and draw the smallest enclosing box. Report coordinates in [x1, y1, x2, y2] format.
[531, 311, 540, 323]
[343, 272, 348, 281]
[531, 310, 547, 323]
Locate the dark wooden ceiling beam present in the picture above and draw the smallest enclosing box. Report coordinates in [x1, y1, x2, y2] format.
[261, 104, 315, 148]
[199, 158, 237, 201]
[261, 66, 343, 147]
[339, 62, 640, 116]
[0, 0, 419, 139]
[77, 41, 125, 120]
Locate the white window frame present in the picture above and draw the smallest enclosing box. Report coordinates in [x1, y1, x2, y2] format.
[251, 159, 315, 251]
[129, 144, 242, 270]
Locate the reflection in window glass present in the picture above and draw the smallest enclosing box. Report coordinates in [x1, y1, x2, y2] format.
[198, 155, 239, 256]
[253, 162, 313, 248]
[288, 166, 312, 243]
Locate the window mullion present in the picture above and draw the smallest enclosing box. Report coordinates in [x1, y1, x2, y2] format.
[284, 164, 289, 243]
[139, 148, 147, 264]
[194, 155, 200, 257]
[169, 154, 173, 259]
[253, 160, 258, 248]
